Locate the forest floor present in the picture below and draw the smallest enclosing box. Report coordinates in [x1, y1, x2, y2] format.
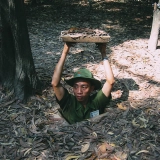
[0, 0, 160, 159]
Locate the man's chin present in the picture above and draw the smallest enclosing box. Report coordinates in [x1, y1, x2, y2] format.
[76, 97, 84, 101]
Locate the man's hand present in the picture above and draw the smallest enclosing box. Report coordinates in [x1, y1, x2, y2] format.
[63, 42, 76, 55]
[66, 42, 76, 47]
[96, 43, 107, 58]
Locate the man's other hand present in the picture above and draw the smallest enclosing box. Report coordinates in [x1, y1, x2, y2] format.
[63, 42, 76, 54]
[96, 43, 107, 58]
[66, 42, 76, 47]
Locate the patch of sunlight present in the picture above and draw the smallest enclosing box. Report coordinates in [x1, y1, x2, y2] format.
[111, 90, 123, 99]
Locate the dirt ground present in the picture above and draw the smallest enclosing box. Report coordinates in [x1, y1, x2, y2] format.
[0, 0, 160, 159]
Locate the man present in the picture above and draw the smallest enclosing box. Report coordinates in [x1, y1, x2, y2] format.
[52, 43, 114, 124]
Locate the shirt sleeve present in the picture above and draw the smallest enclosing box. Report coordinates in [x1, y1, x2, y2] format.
[55, 88, 71, 110]
[92, 90, 112, 114]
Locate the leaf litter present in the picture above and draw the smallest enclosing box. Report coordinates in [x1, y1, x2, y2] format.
[0, 0, 160, 159]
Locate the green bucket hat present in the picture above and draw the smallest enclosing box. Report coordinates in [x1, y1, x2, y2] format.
[65, 68, 101, 90]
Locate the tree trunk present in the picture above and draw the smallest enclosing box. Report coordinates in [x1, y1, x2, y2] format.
[148, 2, 160, 51]
[0, 0, 40, 102]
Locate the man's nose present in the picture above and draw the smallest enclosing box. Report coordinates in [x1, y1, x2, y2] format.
[77, 87, 82, 93]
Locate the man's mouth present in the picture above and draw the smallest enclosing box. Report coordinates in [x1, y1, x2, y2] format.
[76, 96, 83, 100]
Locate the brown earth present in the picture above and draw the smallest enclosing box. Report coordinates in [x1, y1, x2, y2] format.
[0, 1, 160, 159]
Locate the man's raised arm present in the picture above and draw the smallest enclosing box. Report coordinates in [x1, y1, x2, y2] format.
[51, 43, 70, 101]
[97, 43, 115, 97]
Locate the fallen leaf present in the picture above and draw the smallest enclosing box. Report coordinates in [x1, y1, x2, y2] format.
[136, 150, 149, 155]
[65, 155, 80, 160]
[107, 132, 114, 135]
[81, 142, 90, 153]
[24, 148, 32, 156]
[92, 131, 97, 138]
[113, 155, 121, 160]
[139, 117, 148, 123]
[98, 143, 107, 153]
[132, 118, 140, 127]
[98, 142, 114, 153]
[117, 103, 127, 110]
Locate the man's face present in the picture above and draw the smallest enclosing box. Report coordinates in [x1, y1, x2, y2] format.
[73, 79, 94, 104]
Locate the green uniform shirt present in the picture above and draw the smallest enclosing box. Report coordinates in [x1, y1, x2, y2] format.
[56, 88, 111, 124]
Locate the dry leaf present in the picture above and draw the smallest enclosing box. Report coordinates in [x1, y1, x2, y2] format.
[24, 148, 32, 156]
[99, 152, 109, 158]
[81, 142, 90, 153]
[139, 117, 148, 123]
[114, 151, 128, 159]
[98, 144, 107, 153]
[107, 132, 114, 135]
[98, 142, 114, 153]
[90, 131, 97, 138]
[110, 143, 116, 147]
[132, 118, 140, 127]
[65, 155, 80, 160]
[136, 150, 149, 155]
[117, 103, 127, 110]
[113, 155, 121, 160]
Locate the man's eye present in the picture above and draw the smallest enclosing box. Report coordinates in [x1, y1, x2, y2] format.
[74, 86, 78, 89]
[82, 86, 87, 89]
